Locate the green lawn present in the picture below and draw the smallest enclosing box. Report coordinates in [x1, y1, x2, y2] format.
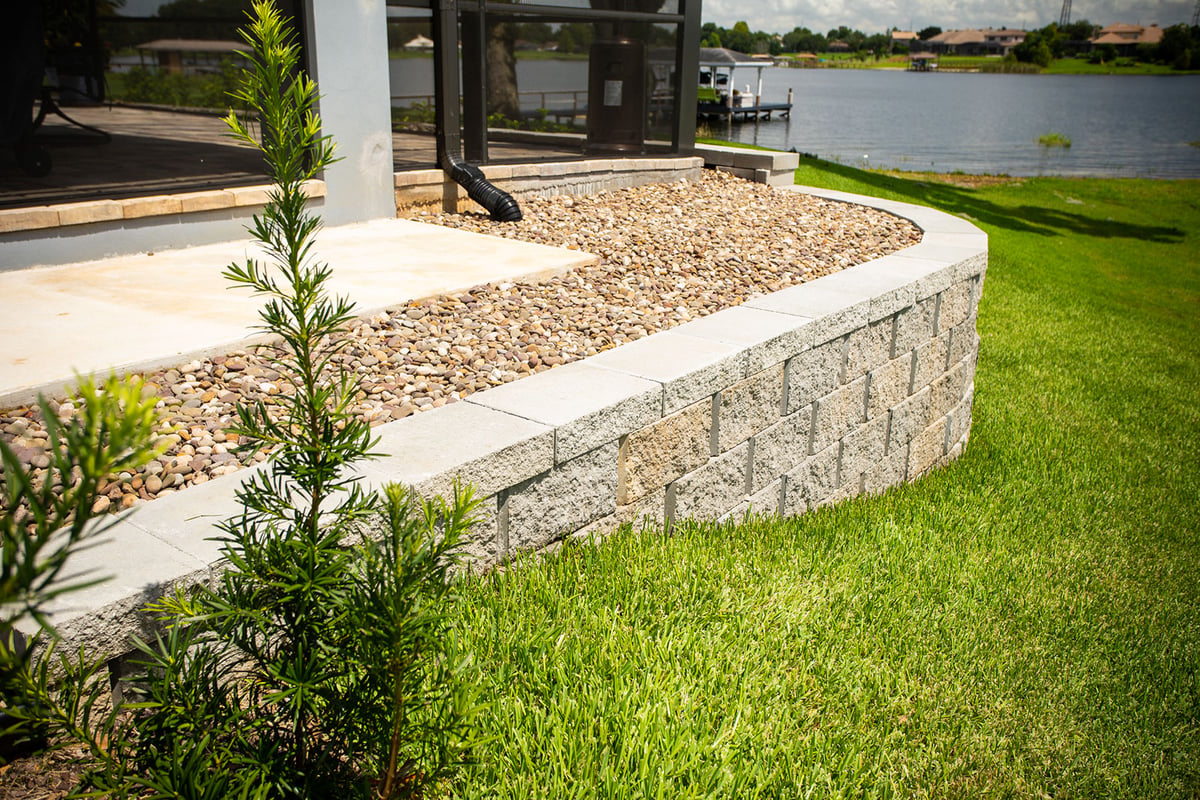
[446, 161, 1200, 797]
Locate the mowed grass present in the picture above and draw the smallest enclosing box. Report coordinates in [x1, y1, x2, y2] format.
[446, 161, 1200, 798]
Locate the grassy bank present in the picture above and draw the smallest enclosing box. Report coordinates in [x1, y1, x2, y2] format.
[447, 162, 1200, 796]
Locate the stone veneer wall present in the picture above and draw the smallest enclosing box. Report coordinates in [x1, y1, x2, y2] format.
[18, 185, 986, 681]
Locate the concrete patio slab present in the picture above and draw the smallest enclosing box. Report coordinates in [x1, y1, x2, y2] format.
[0, 217, 598, 407]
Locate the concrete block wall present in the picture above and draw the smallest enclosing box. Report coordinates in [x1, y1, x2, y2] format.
[394, 157, 704, 215]
[19, 184, 986, 677]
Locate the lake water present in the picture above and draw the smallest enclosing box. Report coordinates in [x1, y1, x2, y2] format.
[391, 59, 1200, 178]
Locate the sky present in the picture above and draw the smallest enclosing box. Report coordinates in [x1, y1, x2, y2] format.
[701, 0, 1197, 35]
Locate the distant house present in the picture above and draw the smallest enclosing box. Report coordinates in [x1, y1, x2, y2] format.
[827, 40, 851, 53]
[890, 30, 919, 50]
[983, 29, 1026, 55]
[925, 28, 1025, 56]
[135, 39, 246, 74]
[1090, 24, 1163, 55]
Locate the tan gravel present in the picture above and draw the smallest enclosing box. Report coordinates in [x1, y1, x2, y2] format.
[0, 171, 920, 514]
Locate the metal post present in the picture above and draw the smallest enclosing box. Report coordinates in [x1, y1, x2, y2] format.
[672, 0, 700, 154]
[461, 0, 488, 162]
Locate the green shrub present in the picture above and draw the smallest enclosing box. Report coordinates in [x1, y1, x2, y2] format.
[5, 3, 483, 796]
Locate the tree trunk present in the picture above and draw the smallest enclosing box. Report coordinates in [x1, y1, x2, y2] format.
[486, 21, 520, 119]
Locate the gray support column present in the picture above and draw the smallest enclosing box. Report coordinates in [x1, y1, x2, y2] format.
[304, 0, 395, 224]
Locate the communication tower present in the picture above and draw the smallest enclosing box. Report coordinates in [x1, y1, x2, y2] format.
[1059, 0, 1072, 27]
[1192, 0, 1199, 27]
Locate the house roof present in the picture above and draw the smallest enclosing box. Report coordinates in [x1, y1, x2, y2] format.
[1091, 24, 1163, 44]
[135, 39, 244, 54]
[697, 47, 762, 65]
[927, 29, 987, 46]
[891, 31, 919, 41]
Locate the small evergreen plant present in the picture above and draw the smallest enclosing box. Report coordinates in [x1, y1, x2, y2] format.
[3, 3, 482, 796]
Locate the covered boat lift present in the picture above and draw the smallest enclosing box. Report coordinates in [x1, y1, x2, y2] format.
[696, 47, 792, 121]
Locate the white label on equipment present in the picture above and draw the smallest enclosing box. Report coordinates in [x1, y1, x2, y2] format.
[603, 80, 623, 107]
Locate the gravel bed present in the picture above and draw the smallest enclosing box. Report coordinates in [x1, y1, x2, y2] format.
[0, 171, 920, 517]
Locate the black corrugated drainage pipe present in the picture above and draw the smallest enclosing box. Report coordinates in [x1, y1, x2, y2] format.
[442, 152, 522, 222]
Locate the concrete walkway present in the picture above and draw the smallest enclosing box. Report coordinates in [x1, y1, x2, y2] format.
[0, 218, 597, 407]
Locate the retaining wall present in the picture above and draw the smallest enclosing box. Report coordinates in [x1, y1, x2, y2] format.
[19, 185, 986, 676]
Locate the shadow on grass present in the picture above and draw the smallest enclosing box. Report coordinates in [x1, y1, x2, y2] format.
[799, 157, 1186, 243]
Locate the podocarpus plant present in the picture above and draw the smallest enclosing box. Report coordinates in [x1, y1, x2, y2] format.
[1, 376, 161, 762]
[73, 2, 483, 797]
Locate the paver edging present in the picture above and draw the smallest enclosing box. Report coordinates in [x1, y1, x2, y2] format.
[19, 185, 987, 679]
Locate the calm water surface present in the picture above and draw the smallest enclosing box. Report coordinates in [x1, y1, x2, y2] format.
[714, 69, 1200, 178]
[391, 59, 1200, 178]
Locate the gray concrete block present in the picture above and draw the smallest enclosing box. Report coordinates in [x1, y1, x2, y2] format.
[839, 414, 888, 489]
[750, 407, 812, 493]
[671, 305, 813, 373]
[617, 487, 667, 529]
[811, 375, 868, 454]
[668, 442, 749, 522]
[953, 251, 989, 282]
[947, 385, 975, 452]
[19, 516, 213, 662]
[782, 442, 840, 516]
[947, 317, 981, 367]
[888, 385, 932, 454]
[786, 336, 845, 412]
[893, 296, 938, 355]
[868, 352, 914, 420]
[358, 401, 554, 499]
[466, 362, 660, 463]
[939, 279, 974, 331]
[832, 257, 917, 321]
[454, 495, 502, 574]
[908, 416, 949, 479]
[589, 331, 744, 415]
[864, 444, 909, 495]
[744, 281, 867, 346]
[912, 332, 951, 392]
[843, 317, 895, 381]
[618, 399, 711, 504]
[502, 442, 618, 552]
[716, 364, 785, 452]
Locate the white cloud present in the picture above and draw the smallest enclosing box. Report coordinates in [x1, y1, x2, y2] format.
[703, 0, 1195, 35]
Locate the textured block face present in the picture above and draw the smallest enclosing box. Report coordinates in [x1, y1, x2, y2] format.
[669, 443, 749, 522]
[811, 376, 868, 454]
[618, 400, 712, 504]
[912, 332, 951, 392]
[909, 416, 949, 479]
[893, 296, 938, 354]
[467, 362, 660, 463]
[456, 496, 502, 571]
[868, 353, 914, 420]
[930, 354, 974, 420]
[888, 386, 932, 455]
[843, 317, 895, 381]
[750, 407, 812, 493]
[940, 280, 974, 331]
[786, 337, 844, 413]
[503, 443, 618, 552]
[716, 365, 785, 453]
[782, 442, 840, 516]
[617, 487, 667, 529]
[589, 332, 744, 415]
[864, 445, 909, 495]
[948, 385, 975, 448]
[948, 318, 980, 368]
[839, 414, 889, 489]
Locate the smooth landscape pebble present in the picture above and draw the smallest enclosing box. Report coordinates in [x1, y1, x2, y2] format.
[0, 172, 919, 513]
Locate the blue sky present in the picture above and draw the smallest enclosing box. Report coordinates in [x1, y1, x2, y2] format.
[701, 0, 1196, 34]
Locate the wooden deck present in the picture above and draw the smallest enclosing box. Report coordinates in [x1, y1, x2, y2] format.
[697, 101, 792, 122]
